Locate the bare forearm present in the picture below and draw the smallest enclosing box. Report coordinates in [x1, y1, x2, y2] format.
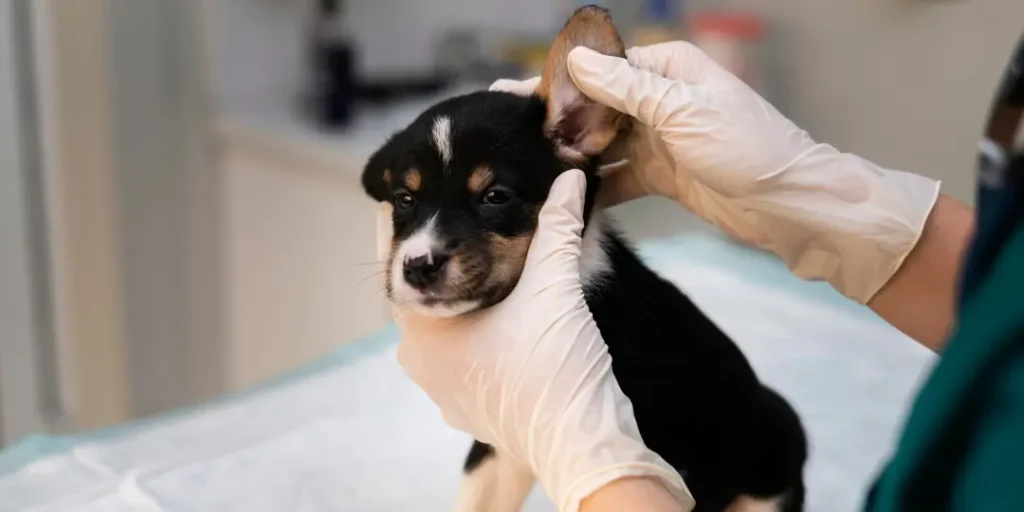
[868, 194, 975, 352]
[580, 477, 688, 512]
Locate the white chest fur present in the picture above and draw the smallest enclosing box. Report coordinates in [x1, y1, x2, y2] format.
[579, 210, 614, 290]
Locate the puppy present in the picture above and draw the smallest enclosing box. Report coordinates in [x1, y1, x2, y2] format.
[361, 7, 807, 512]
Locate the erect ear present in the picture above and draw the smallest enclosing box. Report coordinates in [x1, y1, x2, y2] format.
[362, 132, 402, 202]
[538, 6, 627, 164]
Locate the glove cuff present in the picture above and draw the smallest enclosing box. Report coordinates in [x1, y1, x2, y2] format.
[752, 147, 942, 304]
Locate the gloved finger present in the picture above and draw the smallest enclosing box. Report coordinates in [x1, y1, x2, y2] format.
[625, 41, 735, 86]
[567, 47, 684, 129]
[489, 76, 541, 96]
[596, 165, 647, 207]
[395, 336, 475, 434]
[390, 299, 455, 339]
[521, 169, 587, 274]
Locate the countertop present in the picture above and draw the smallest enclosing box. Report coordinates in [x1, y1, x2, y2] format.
[214, 84, 485, 177]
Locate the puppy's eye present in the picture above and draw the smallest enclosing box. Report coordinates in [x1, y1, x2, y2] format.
[393, 192, 416, 210]
[482, 187, 513, 205]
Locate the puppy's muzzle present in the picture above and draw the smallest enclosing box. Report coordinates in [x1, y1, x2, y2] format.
[403, 251, 450, 290]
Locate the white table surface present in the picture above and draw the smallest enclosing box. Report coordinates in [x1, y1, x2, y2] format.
[0, 234, 935, 512]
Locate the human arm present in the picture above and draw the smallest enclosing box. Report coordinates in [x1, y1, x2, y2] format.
[552, 43, 966, 352]
[591, 150, 973, 352]
[867, 194, 974, 352]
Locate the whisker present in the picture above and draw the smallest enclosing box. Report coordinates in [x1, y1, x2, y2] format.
[349, 260, 387, 268]
[355, 270, 386, 287]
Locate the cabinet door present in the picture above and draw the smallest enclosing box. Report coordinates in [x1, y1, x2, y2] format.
[223, 146, 390, 392]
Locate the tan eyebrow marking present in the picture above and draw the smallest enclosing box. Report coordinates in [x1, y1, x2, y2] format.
[468, 166, 494, 194]
[383, 168, 392, 185]
[405, 169, 422, 191]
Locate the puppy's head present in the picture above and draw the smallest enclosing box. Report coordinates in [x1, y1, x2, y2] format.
[362, 6, 626, 317]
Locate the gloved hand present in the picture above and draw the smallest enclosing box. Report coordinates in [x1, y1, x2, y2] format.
[492, 42, 941, 304]
[380, 170, 693, 512]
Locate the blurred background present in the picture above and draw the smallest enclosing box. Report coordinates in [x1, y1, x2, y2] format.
[1, 0, 1022, 447]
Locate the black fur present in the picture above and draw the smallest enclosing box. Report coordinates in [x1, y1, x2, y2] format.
[463, 440, 495, 473]
[583, 231, 806, 511]
[363, 90, 807, 511]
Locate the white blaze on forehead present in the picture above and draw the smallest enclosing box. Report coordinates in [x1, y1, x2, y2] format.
[399, 213, 441, 264]
[431, 115, 453, 166]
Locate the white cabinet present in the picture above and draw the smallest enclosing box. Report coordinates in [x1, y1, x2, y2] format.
[217, 112, 392, 392]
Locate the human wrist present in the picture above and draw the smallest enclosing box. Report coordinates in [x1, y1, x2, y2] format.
[530, 378, 693, 511]
[749, 144, 941, 303]
[554, 453, 691, 512]
[580, 476, 689, 512]
[866, 194, 973, 351]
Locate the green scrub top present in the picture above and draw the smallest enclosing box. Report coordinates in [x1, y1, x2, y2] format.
[864, 35, 1024, 511]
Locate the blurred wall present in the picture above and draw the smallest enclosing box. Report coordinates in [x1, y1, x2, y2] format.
[24, 0, 221, 431]
[39, 0, 132, 430]
[343, 0, 558, 77]
[206, 0, 305, 106]
[206, 0, 559, 107]
[106, 0, 224, 419]
[697, 0, 1023, 204]
[210, 0, 1022, 204]
[0, 0, 49, 443]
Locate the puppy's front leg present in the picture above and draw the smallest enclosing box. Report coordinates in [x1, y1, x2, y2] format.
[454, 441, 535, 512]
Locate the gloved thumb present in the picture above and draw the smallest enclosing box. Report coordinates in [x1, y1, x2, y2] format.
[521, 169, 587, 276]
[567, 47, 683, 129]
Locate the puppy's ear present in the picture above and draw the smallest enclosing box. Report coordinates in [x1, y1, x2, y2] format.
[362, 132, 401, 202]
[538, 6, 626, 163]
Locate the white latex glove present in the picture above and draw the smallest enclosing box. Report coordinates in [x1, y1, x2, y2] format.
[379, 170, 693, 512]
[493, 42, 941, 304]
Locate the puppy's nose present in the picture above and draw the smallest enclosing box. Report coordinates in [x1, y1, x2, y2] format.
[403, 252, 450, 290]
